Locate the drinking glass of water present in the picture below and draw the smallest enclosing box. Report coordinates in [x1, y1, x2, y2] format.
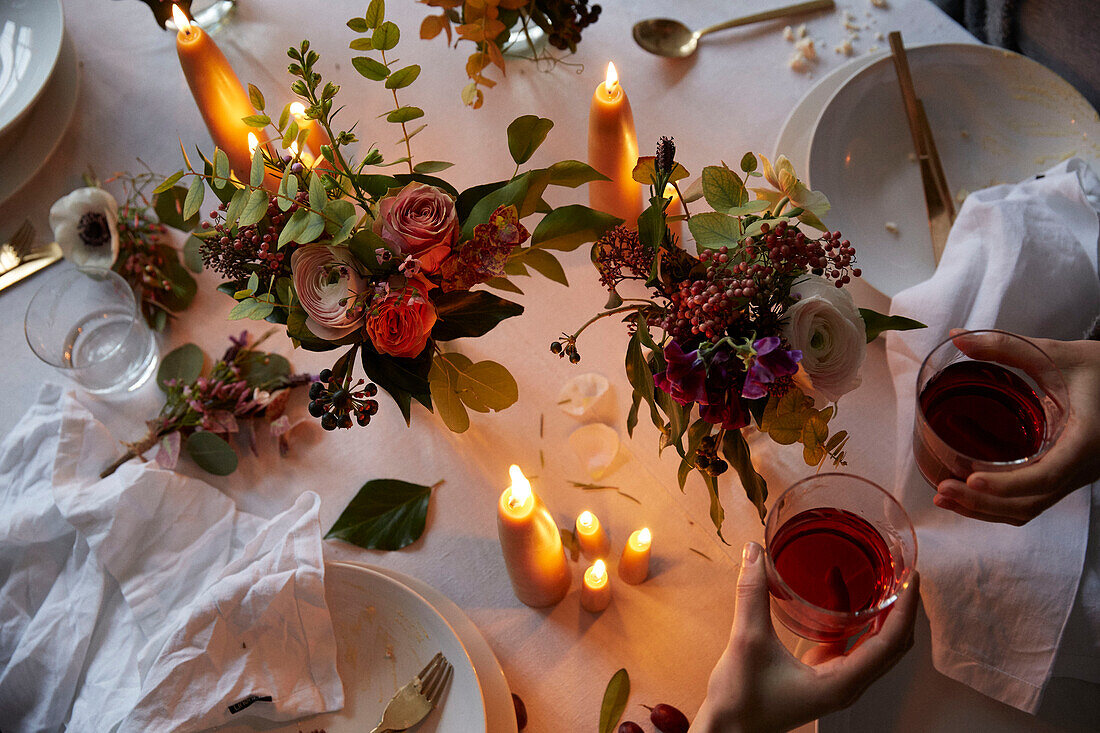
[24, 268, 159, 395]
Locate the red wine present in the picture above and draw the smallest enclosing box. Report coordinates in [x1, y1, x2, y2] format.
[919, 360, 1046, 462]
[771, 508, 893, 613]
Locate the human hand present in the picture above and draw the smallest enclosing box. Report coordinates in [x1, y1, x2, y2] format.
[690, 543, 919, 733]
[933, 330, 1100, 525]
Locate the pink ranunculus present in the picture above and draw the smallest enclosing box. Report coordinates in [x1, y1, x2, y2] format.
[365, 274, 437, 358]
[290, 244, 367, 340]
[373, 182, 459, 272]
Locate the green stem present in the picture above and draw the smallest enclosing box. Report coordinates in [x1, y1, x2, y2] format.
[570, 305, 645, 340]
[380, 49, 415, 175]
[770, 195, 790, 218]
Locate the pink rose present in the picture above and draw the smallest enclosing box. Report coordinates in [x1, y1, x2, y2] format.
[373, 182, 459, 273]
[366, 274, 437, 358]
[291, 244, 366, 340]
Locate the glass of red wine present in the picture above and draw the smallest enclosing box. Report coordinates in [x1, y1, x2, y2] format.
[765, 473, 917, 643]
[913, 330, 1069, 487]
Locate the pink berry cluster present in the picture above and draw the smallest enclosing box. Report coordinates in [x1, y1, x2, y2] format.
[200, 189, 311, 281]
[661, 246, 748, 342]
[746, 220, 861, 288]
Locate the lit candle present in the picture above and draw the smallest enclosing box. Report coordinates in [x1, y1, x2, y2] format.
[581, 559, 612, 613]
[588, 62, 642, 227]
[173, 4, 256, 182]
[618, 527, 651, 585]
[287, 140, 315, 169]
[290, 101, 332, 160]
[575, 510, 610, 560]
[497, 465, 571, 608]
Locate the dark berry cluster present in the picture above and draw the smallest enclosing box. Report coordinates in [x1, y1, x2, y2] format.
[593, 225, 653, 291]
[117, 210, 172, 294]
[539, 0, 602, 51]
[693, 434, 728, 476]
[549, 336, 581, 363]
[308, 368, 380, 430]
[746, 221, 860, 288]
[200, 188, 310, 281]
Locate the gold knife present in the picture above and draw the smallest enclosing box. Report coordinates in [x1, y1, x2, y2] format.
[0, 242, 63, 293]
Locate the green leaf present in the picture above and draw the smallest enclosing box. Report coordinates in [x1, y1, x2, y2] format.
[182, 176, 206, 221]
[386, 106, 424, 124]
[484, 276, 523, 295]
[238, 188, 269, 227]
[157, 343, 204, 391]
[346, 17, 369, 32]
[159, 258, 197, 311]
[348, 229, 388, 271]
[361, 345, 434, 425]
[456, 358, 518, 412]
[701, 165, 748, 212]
[249, 149, 265, 188]
[519, 248, 567, 285]
[702, 471, 727, 543]
[636, 201, 665, 252]
[431, 290, 524, 340]
[352, 55, 390, 81]
[278, 208, 310, 248]
[242, 114, 270, 128]
[185, 431, 238, 476]
[364, 0, 385, 28]
[239, 351, 291, 388]
[299, 211, 326, 244]
[506, 115, 554, 166]
[456, 180, 507, 221]
[281, 120, 300, 149]
[740, 152, 758, 173]
[213, 149, 231, 183]
[428, 357, 470, 432]
[223, 187, 248, 228]
[153, 170, 185, 195]
[349, 37, 373, 51]
[722, 430, 768, 523]
[531, 205, 622, 252]
[625, 326, 662, 431]
[182, 235, 204, 273]
[687, 211, 740, 249]
[247, 83, 265, 111]
[599, 668, 630, 733]
[461, 173, 534, 239]
[308, 172, 327, 211]
[412, 160, 454, 174]
[385, 64, 421, 89]
[859, 308, 926, 342]
[326, 478, 437, 551]
[372, 21, 400, 50]
[546, 159, 610, 187]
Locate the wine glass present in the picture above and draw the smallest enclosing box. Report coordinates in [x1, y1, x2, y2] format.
[764, 473, 917, 643]
[913, 330, 1069, 487]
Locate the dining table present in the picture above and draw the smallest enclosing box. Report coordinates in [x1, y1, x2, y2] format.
[0, 0, 1096, 731]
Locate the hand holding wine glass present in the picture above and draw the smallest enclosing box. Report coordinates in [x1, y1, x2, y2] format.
[933, 330, 1100, 525]
[690, 543, 920, 733]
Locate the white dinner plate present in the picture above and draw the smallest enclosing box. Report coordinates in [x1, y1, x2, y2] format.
[0, 0, 63, 136]
[808, 43, 1100, 297]
[0, 28, 78, 205]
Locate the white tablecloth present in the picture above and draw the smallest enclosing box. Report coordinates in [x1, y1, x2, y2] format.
[1, 1, 1092, 730]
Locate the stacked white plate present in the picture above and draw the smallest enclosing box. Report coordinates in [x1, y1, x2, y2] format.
[777, 43, 1100, 297]
[0, 0, 78, 205]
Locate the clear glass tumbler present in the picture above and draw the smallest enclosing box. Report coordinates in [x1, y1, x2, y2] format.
[765, 473, 917, 643]
[24, 268, 159, 395]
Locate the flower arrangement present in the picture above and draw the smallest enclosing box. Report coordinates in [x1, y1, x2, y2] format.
[100, 332, 313, 478]
[49, 170, 201, 332]
[557, 139, 923, 537]
[416, 0, 602, 108]
[159, 0, 619, 433]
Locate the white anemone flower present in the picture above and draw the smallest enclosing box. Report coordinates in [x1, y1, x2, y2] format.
[49, 187, 120, 269]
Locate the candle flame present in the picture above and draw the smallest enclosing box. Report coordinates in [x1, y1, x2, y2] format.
[289, 101, 308, 120]
[605, 62, 618, 93]
[591, 559, 607, 582]
[507, 464, 532, 508]
[635, 527, 652, 549]
[171, 5, 192, 33]
[578, 510, 596, 531]
[288, 141, 300, 157]
[247, 132, 259, 156]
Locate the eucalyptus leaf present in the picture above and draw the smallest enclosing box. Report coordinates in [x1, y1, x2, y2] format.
[364, 0, 385, 27]
[182, 235, 204, 273]
[223, 187, 247, 228]
[299, 211, 326, 244]
[598, 668, 630, 733]
[239, 351, 291, 388]
[385, 64, 421, 89]
[859, 308, 926, 342]
[506, 115, 554, 166]
[157, 343, 204, 391]
[213, 149, 231, 183]
[352, 56, 390, 81]
[238, 188, 269, 227]
[308, 172, 327, 211]
[412, 160, 454, 174]
[242, 114, 270, 128]
[153, 170, 185, 195]
[386, 106, 424, 124]
[247, 83, 265, 111]
[249, 149, 265, 188]
[185, 431, 238, 476]
[182, 176, 206, 221]
[372, 21, 400, 51]
[326, 478, 438, 551]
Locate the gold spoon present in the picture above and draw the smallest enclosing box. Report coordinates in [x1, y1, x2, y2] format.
[633, 0, 835, 59]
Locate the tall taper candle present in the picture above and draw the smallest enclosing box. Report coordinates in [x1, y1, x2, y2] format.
[173, 4, 256, 182]
[588, 62, 642, 227]
[497, 465, 571, 607]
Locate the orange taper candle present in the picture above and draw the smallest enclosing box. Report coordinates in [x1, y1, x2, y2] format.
[588, 62, 642, 227]
[575, 510, 610, 560]
[581, 559, 612, 613]
[618, 527, 651, 585]
[173, 4, 256, 182]
[497, 465, 571, 608]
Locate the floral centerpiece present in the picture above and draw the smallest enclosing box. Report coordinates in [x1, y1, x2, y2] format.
[158, 1, 619, 433]
[557, 139, 923, 537]
[416, 0, 602, 108]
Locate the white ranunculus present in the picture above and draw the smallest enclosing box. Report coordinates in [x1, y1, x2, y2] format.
[48, 187, 120, 269]
[782, 275, 867, 402]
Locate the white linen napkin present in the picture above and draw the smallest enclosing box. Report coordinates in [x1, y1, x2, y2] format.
[886, 158, 1100, 713]
[0, 385, 343, 731]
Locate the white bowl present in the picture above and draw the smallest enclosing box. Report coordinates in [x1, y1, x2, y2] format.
[0, 0, 64, 137]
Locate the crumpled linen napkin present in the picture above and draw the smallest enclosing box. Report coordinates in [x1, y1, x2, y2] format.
[0, 384, 343, 732]
[886, 158, 1100, 713]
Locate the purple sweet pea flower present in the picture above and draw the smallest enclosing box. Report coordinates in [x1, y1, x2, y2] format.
[741, 337, 802, 399]
[654, 340, 709, 406]
[699, 387, 751, 430]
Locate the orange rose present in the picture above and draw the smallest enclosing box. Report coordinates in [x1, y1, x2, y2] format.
[366, 274, 437, 358]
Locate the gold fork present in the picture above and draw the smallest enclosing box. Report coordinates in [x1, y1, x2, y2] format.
[370, 652, 453, 733]
[0, 220, 36, 273]
[0, 220, 63, 293]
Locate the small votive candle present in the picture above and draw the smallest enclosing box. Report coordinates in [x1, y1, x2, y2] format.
[581, 559, 611, 613]
[575, 510, 610, 559]
[618, 527, 651, 585]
